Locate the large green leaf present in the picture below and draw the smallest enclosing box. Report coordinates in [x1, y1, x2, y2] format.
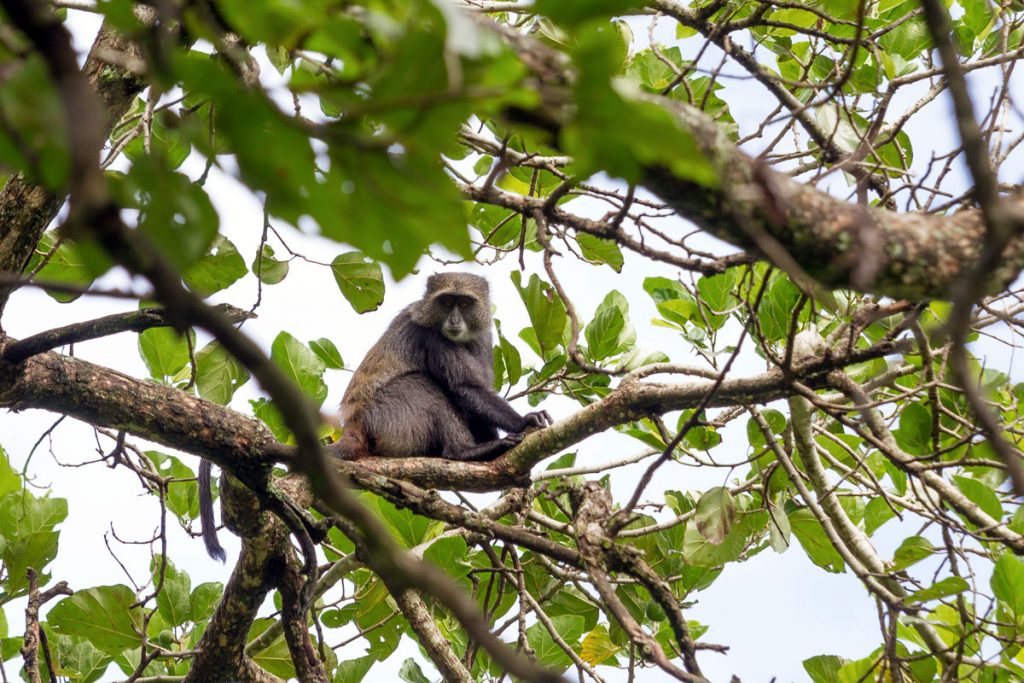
[992, 554, 1024, 616]
[526, 615, 585, 668]
[195, 341, 251, 405]
[0, 56, 68, 188]
[512, 271, 567, 359]
[270, 332, 328, 407]
[0, 492, 67, 595]
[184, 235, 248, 297]
[788, 508, 845, 573]
[138, 325, 192, 380]
[24, 233, 97, 303]
[112, 158, 219, 272]
[152, 556, 192, 628]
[331, 253, 386, 313]
[48, 585, 144, 654]
[252, 245, 289, 285]
[695, 487, 736, 545]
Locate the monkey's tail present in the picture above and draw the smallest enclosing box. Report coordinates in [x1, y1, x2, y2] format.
[198, 460, 227, 562]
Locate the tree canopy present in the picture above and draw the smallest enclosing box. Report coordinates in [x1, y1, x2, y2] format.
[0, 0, 1022, 681]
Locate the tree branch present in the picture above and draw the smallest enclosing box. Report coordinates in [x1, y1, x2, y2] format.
[3, 304, 254, 363]
[482, 21, 1024, 300]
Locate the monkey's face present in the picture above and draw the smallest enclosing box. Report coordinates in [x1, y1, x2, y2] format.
[436, 294, 479, 343]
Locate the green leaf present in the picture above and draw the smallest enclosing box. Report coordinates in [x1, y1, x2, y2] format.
[891, 536, 934, 571]
[138, 325, 192, 380]
[215, 0, 318, 45]
[893, 401, 932, 455]
[112, 158, 219, 271]
[184, 235, 247, 297]
[768, 498, 791, 552]
[195, 341, 251, 405]
[24, 233, 97, 303]
[696, 269, 737, 329]
[512, 272, 567, 359]
[252, 398, 291, 442]
[331, 253, 386, 313]
[905, 576, 969, 604]
[563, 23, 717, 186]
[152, 556, 191, 628]
[747, 409, 786, 448]
[864, 497, 896, 535]
[423, 536, 470, 580]
[48, 586, 144, 654]
[0, 56, 69, 188]
[615, 347, 669, 372]
[952, 475, 1003, 522]
[0, 446, 21, 497]
[124, 109, 191, 170]
[399, 658, 431, 683]
[695, 487, 736, 544]
[252, 245, 289, 285]
[334, 655, 375, 683]
[535, 0, 645, 26]
[362, 495, 441, 549]
[499, 335, 523, 386]
[270, 332, 328, 407]
[526, 615, 585, 668]
[788, 508, 845, 573]
[321, 147, 471, 276]
[190, 581, 224, 624]
[0, 492, 67, 594]
[250, 624, 295, 679]
[643, 276, 688, 304]
[804, 654, 845, 683]
[309, 338, 344, 370]
[757, 276, 802, 342]
[681, 516, 748, 566]
[580, 624, 620, 666]
[992, 554, 1024, 616]
[585, 306, 624, 360]
[576, 233, 624, 271]
[50, 633, 112, 683]
[145, 451, 200, 521]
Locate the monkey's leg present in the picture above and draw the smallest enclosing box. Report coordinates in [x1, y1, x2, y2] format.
[443, 433, 524, 461]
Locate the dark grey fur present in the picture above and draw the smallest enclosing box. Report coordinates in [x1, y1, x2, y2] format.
[338, 272, 551, 460]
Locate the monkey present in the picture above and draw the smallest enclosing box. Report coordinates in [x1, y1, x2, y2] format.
[336, 272, 552, 461]
[196, 272, 549, 560]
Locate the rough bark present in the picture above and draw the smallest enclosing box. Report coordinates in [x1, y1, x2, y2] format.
[183, 476, 316, 683]
[486, 25, 1024, 301]
[0, 333, 905, 493]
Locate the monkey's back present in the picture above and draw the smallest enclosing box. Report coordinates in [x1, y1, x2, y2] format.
[340, 308, 422, 423]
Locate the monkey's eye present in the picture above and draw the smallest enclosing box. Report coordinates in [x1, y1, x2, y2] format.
[458, 297, 473, 309]
[438, 295, 454, 308]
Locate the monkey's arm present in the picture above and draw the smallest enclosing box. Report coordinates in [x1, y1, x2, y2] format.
[427, 347, 550, 433]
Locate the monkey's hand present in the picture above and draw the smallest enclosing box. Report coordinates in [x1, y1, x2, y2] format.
[520, 410, 553, 431]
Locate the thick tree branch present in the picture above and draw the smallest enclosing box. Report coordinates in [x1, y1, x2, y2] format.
[571, 482, 705, 682]
[483, 22, 1024, 300]
[183, 475, 290, 683]
[0, 333, 907, 496]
